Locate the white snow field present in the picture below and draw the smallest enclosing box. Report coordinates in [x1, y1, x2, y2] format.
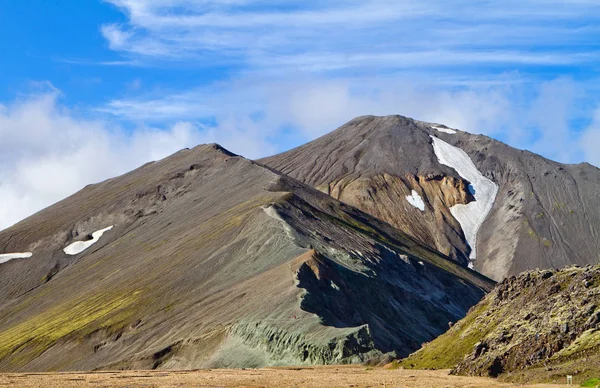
[430, 136, 498, 262]
[0, 252, 33, 265]
[432, 125, 457, 134]
[406, 190, 426, 211]
[63, 226, 114, 255]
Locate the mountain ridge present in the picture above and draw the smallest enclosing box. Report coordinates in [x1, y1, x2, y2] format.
[0, 141, 492, 371]
[260, 115, 600, 280]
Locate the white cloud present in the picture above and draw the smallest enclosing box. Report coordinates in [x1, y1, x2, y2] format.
[100, 74, 516, 138]
[1, 75, 597, 231]
[91, 0, 599, 173]
[5, 0, 600, 231]
[527, 78, 583, 162]
[99, 73, 596, 165]
[581, 107, 600, 167]
[100, 24, 133, 50]
[99, 0, 600, 71]
[0, 89, 276, 231]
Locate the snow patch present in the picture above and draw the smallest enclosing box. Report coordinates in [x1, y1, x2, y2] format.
[0, 252, 33, 265]
[63, 226, 114, 255]
[397, 254, 411, 265]
[432, 125, 457, 134]
[406, 190, 425, 211]
[430, 136, 498, 261]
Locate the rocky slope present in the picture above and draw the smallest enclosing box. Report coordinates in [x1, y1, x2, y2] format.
[400, 265, 600, 384]
[260, 115, 600, 280]
[0, 144, 492, 372]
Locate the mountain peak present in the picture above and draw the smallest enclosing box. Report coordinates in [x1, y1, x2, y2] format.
[261, 114, 600, 281]
[0, 132, 490, 371]
[193, 143, 238, 157]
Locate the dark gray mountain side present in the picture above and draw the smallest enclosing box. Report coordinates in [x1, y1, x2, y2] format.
[260, 115, 600, 280]
[0, 143, 492, 371]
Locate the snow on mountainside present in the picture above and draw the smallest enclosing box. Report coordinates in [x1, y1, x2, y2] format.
[63, 226, 114, 255]
[0, 252, 33, 265]
[405, 190, 425, 212]
[0, 143, 492, 371]
[260, 115, 600, 281]
[430, 136, 499, 265]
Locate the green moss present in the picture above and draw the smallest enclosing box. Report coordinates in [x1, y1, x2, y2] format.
[554, 328, 600, 360]
[399, 301, 496, 369]
[0, 291, 141, 365]
[582, 378, 600, 387]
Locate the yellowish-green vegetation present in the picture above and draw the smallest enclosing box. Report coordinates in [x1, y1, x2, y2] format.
[398, 266, 600, 384]
[554, 329, 600, 360]
[0, 291, 141, 366]
[581, 378, 600, 387]
[399, 301, 494, 369]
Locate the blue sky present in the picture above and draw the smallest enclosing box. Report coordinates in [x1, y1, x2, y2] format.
[1, 0, 600, 229]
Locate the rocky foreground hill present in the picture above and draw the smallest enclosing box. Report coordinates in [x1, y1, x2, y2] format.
[400, 265, 600, 384]
[0, 144, 492, 371]
[261, 115, 600, 281]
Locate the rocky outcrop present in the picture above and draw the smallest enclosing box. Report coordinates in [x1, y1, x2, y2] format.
[319, 173, 473, 266]
[226, 321, 379, 366]
[401, 265, 600, 383]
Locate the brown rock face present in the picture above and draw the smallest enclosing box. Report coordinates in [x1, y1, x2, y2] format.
[319, 173, 473, 265]
[259, 115, 475, 268]
[260, 115, 600, 281]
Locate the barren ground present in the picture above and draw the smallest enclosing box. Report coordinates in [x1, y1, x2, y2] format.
[0, 366, 566, 387]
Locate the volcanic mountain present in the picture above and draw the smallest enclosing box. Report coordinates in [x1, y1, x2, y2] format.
[260, 115, 600, 281]
[0, 144, 492, 371]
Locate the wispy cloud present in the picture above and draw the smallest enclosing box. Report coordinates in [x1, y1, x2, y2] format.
[4, 0, 599, 232]
[54, 57, 139, 67]
[100, 0, 600, 72]
[94, 0, 600, 169]
[581, 107, 600, 167]
[0, 87, 277, 231]
[99, 73, 595, 163]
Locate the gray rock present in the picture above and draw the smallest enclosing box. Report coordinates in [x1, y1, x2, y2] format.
[260, 115, 600, 281]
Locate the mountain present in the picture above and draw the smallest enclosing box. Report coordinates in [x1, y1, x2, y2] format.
[0, 144, 492, 371]
[260, 115, 600, 280]
[400, 264, 600, 384]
